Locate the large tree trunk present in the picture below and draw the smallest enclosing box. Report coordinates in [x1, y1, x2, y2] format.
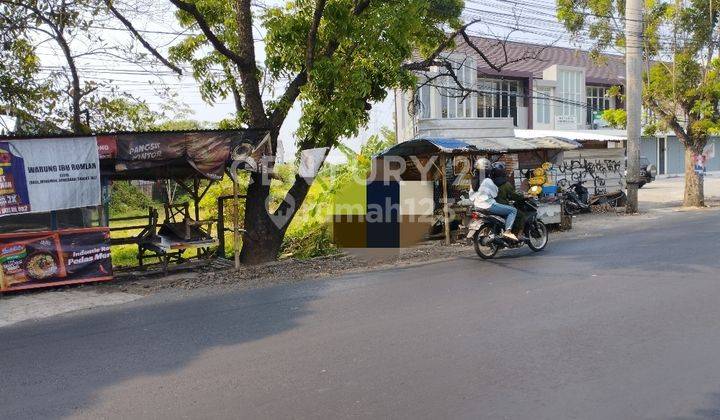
[239, 171, 283, 264]
[240, 173, 314, 264]
[683, 147, 705, 207]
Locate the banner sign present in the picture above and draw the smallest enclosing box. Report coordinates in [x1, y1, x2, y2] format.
[0, 228, 112, 292]
[0, 137, 101, 217]
[110, 130, 268, 179]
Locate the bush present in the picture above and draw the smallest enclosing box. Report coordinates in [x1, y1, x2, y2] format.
[197, 127, 397, 260]
[281, 221, 336, 259]
[110, 181, 155, 216]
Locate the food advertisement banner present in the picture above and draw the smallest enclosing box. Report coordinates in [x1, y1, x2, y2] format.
[0, 137, 101, 217]
[109, 130, 267, 179]
[0, 228, 112, 292]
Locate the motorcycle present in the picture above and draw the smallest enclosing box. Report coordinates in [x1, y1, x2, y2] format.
[466, 197, 549, 259]
[561, 181, 590, 215]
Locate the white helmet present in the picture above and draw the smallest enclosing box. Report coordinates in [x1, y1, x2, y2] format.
[474, 157, 491, 171]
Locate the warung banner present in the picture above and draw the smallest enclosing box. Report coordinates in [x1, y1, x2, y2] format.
[0, 137, 101, 217]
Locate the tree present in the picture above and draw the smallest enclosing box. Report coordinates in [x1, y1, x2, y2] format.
[0, 0, 104, 133]
[557, 0, 718, 207]
[142, 0, 549, 264]
[0, 0, 181, 136]
[125, 0, 458, 264]
[0, 6, 60, 133]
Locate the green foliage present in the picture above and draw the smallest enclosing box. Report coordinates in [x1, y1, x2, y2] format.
[197, 127, 396, 259]
[86, 96, 162, 133]
[556, 0, 668, 55]
[264, 0, 462, 149]
[152, 119, 211, 131]
[602, 108, 627, 129]
[169, 0, 462, 149]
[279, 127, 396, 259]
[558, 0, 720, 151]
[109, 181, 155, 216]
[558, 0, 720, 204]
[0, 10, 60, 134]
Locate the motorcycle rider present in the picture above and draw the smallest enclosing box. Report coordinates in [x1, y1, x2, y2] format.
[491, 162, 527, 240]
[469, 158, 518, 241]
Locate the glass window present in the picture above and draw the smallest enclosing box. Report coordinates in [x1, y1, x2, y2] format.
[416, 84, 431, 119]
[535, 87, 551, 125]
[436, 56, 475, 119]
[586, 86, 611, 124]
[558, 69, 584, 127]
[477, 79, 522, 125]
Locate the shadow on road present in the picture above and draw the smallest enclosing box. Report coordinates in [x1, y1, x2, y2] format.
[671, 392, 720, 419]
[0, 282, 324, 419]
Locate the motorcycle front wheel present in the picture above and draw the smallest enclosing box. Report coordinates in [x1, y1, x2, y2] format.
[473, 227, 498, 259]
[527, 221, 548, 252]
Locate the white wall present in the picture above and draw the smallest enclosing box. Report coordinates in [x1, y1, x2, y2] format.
[415, 117, 516, 140]
[559, 148, 626, 195]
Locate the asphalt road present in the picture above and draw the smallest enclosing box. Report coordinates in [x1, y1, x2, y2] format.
[2, 209, 720, 420]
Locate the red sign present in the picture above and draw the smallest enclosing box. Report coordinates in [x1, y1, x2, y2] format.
[96, 135, 118, 159]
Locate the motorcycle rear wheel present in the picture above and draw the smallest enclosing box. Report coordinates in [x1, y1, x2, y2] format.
[473, 227, 498, 259]
[527, 221, 548, 252]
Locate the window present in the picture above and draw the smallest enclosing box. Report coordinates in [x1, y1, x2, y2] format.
[415, 84, 431, 119]
[439, 56, 475, 118]
[535, 87, 552, 125]
[477, 79, 522, 125]
[586, 86, 611, 125]
[558, 69, 584, 127]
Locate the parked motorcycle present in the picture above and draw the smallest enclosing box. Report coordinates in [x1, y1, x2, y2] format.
[466, 198, 549, 259]
[562, 181, 591, 215]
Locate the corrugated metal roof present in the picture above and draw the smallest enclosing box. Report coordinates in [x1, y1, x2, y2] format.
[378, 137, 483, 157]
[522, 136, 582, 150]
[379, 135, 579, 158]
[481, 137, 537, 151]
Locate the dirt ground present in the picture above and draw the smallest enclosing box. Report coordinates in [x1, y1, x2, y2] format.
[13, 175, 720, 299]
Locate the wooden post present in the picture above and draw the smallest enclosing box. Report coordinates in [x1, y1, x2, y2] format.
[193, 177, 201, 222]
[440, 154, 451, 245]
[232, 175, 240, 270]
[0, 266, 7, 291]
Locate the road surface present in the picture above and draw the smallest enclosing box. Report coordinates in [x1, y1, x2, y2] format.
[2, 209, 720, 419]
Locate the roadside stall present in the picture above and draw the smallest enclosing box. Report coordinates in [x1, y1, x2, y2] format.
[0, 129, 269, 292]
[99, 129, 268, 272]
[376, 135, 581, 244]
[376, 137, 486, 245]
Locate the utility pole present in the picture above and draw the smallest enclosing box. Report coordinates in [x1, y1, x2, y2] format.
[625, 0, 644, 213]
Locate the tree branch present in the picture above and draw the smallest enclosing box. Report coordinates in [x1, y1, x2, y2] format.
[269, 70, 307, 129]
[305, 0, 327, 76]
[105, 0, 183, 75]
[168, 0, 254, 71]
[269, 0, 372, 129]
[232, 0, 267, 126]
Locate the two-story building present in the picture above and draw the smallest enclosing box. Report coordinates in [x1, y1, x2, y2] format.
[395, 35, 627, 147]
[396, 35, 720, 176]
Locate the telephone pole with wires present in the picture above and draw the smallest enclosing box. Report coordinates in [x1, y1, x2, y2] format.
[625, 0, 644, 213]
